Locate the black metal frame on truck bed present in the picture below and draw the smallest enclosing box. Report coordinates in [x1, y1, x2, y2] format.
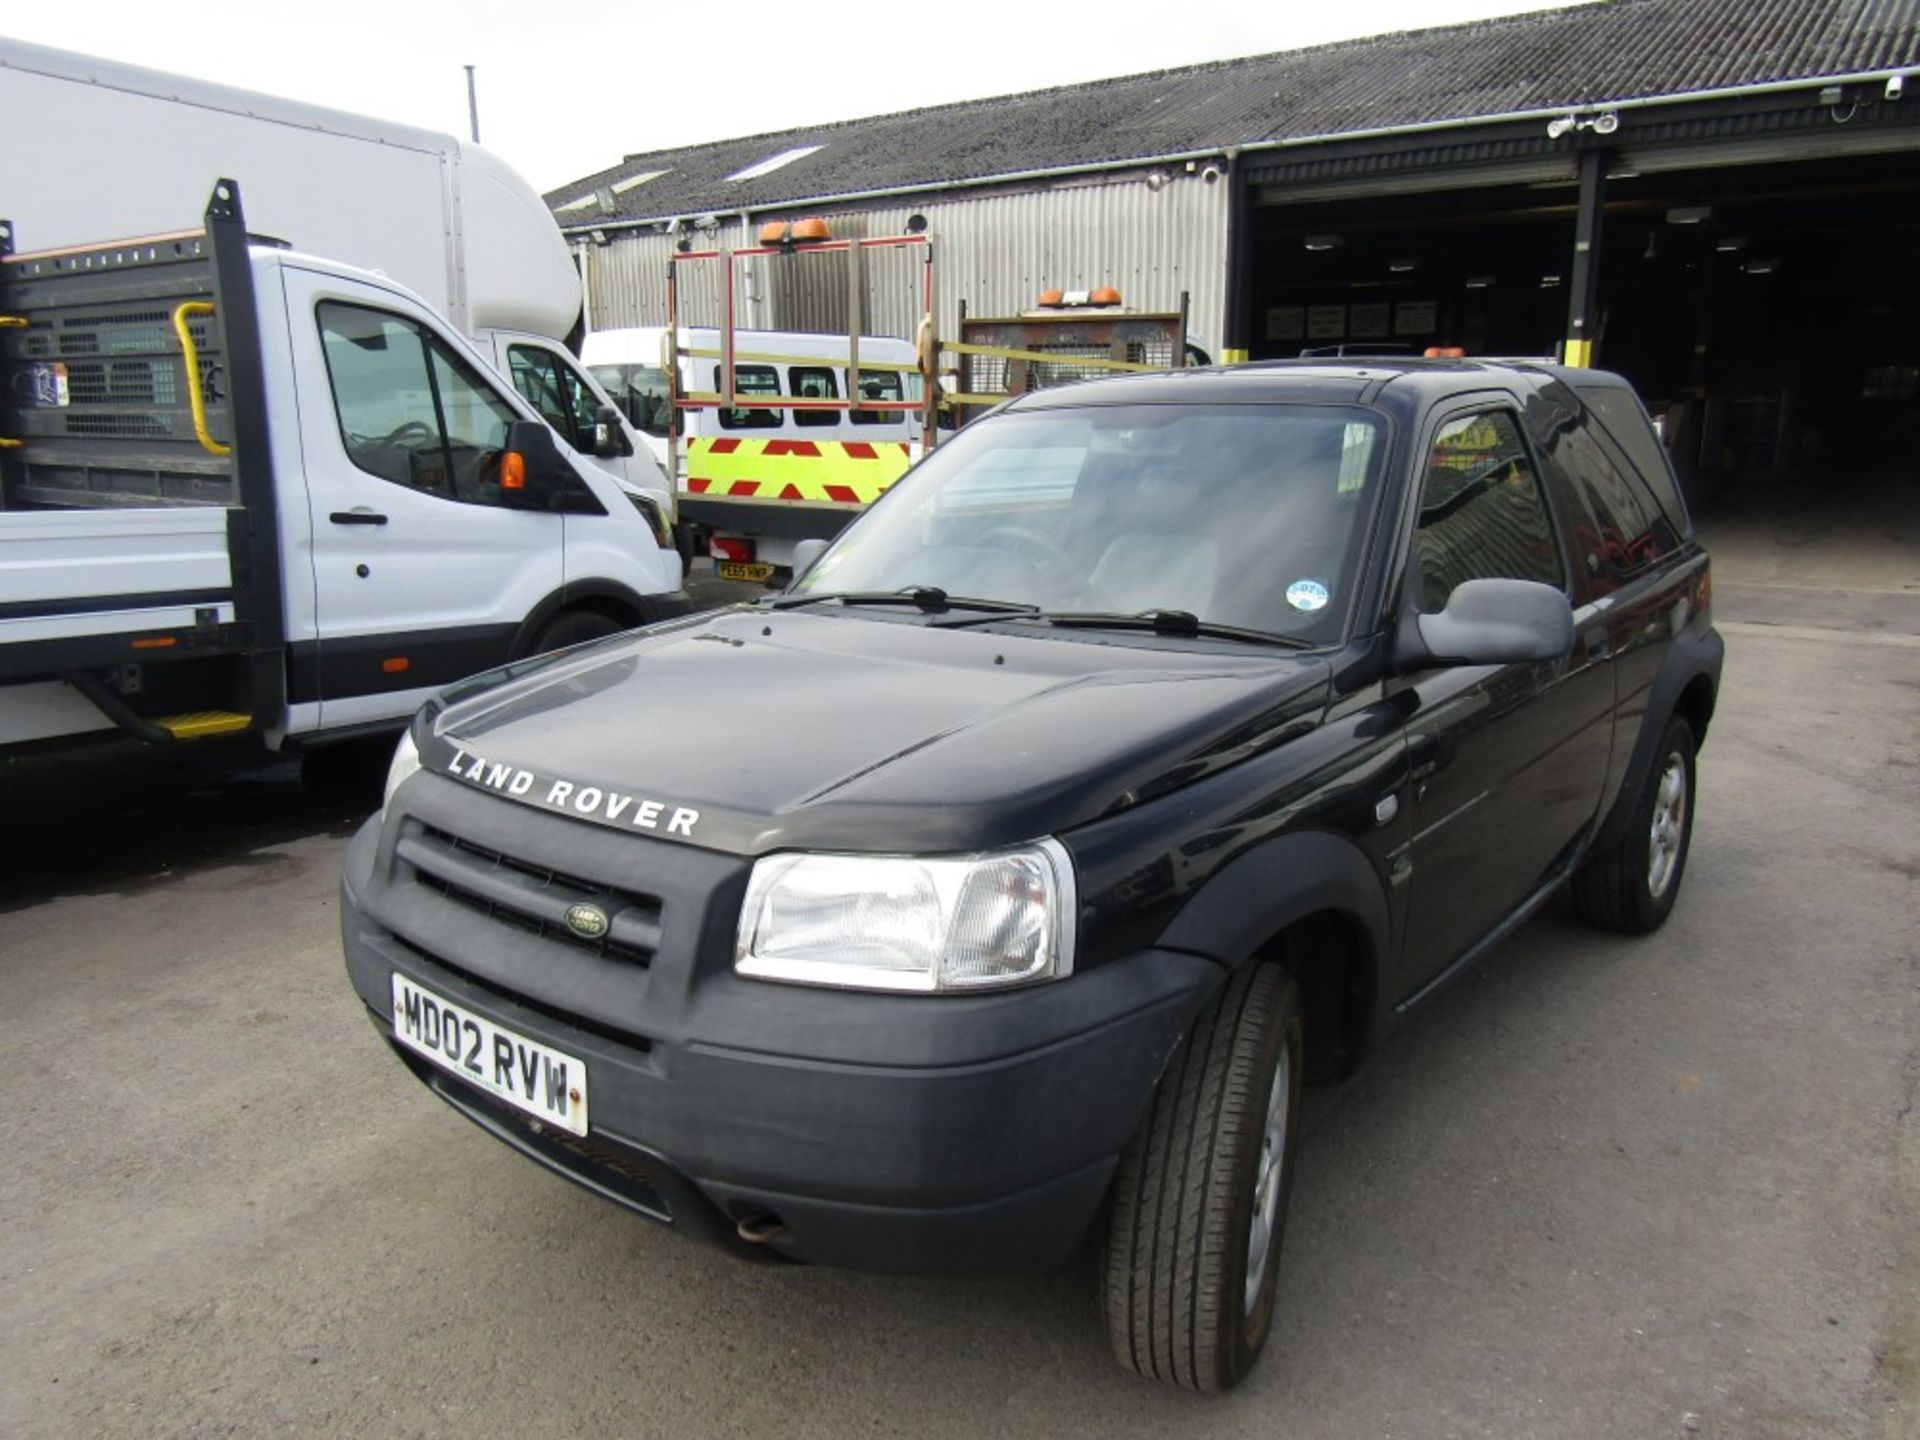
[0, 180, 286, 742]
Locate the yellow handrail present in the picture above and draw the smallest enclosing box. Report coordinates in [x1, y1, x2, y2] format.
[171, 302, 231, 458]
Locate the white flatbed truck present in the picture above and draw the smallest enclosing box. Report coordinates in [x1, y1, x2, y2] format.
[0, 182, 689, 756]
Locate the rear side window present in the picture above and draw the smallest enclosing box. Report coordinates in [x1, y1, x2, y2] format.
[1577, 384, 1692, 538]
[1547, 419, 1675, 582]
[1414, 410, 1563, 610]
[717, 364, 780, 430]
[789, 365, 839, 428]
[318, 301, 520, 506]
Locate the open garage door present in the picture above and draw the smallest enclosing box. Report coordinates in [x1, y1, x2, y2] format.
[1244, 126, 1920, 511]
[1595, 150, 1920, 501]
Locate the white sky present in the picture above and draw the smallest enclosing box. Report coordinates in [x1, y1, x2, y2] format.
[5, 1, 1588, 193]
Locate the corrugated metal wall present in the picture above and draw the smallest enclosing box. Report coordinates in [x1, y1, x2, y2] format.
[579, 170, 1230, 354]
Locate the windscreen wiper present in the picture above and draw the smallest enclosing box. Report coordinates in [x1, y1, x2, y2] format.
[766, 587, 1039, 615]
[930, 608, 1313, 648]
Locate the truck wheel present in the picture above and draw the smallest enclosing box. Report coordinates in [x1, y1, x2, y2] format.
[1568, 714, 1697, 934]
[530, 609, 623, 656]
[1102, 962, 1303, 1392]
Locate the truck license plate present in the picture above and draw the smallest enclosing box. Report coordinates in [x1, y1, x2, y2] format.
[716, 561, 775, 583]
[391, 973, 588, 1136]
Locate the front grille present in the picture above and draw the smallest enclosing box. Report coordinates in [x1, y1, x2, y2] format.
[402, 824, 662, 967]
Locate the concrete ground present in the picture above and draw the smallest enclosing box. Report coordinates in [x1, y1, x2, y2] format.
[1, 506, 1915, 1439]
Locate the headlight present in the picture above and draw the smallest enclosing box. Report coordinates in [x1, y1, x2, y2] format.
[735, 840, 1076, 993]
[384, 728, 422, 808]
[624, 490, 673, 549]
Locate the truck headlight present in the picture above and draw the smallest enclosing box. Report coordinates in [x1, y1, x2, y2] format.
[625, 490, 674, 550]
[384, 728, 422, 808]
[735, 841, 1076, 993]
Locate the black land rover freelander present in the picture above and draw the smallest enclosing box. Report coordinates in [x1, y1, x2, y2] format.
[341, 360, 1722, 1391]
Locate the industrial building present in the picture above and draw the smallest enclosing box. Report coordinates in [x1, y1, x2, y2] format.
[550, 0, 1920, 496]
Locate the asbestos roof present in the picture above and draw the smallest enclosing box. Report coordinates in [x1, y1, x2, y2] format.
[548, 0, 1920, 225]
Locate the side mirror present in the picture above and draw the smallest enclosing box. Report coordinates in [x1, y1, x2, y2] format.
[1397, 577, 1575, 671]
[592, 404, 632, 459]
[791, 537, 830, 581]
[501, 421, 567, 508]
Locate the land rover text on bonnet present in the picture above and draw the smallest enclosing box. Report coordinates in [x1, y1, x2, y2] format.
[340, 359, 1723, 1391]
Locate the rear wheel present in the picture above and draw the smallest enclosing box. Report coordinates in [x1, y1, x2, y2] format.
[1102, 962, 1304, 1392]
[1568, 714, 1697, 933]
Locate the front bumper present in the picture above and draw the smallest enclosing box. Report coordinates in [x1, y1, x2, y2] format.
[340, 778, 1222, 1274]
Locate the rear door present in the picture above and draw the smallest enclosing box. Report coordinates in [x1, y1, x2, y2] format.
[281, 267, 562, 727]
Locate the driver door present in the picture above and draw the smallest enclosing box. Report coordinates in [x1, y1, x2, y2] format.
[284, 268, 562, 725]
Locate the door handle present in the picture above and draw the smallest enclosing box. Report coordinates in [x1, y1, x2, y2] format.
[330, 510, 388, 526]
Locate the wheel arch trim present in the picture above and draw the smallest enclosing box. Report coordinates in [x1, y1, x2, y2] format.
[1593, 625, 1723, 853]
[508, 580, 660, 660]
[1155, 830, 1390, 1057]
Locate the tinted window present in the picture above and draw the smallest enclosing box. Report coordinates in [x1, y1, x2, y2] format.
[1578, 384, 1692, 538]
[1548, 419, 1668, 583]
[1414, 411, 1563, 610]
[717, 364, 779, 430]
[318, 302, 519, 506]
[790, 365, 839, 428]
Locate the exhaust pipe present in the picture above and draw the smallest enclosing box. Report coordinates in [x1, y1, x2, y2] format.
[735, 1212, 787, 1245]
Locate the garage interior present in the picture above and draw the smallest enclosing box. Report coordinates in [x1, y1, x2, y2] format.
[1243, 131, 1920, 516]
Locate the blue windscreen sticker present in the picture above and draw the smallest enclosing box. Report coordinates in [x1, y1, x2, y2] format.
[1286, 578, 1330, 613]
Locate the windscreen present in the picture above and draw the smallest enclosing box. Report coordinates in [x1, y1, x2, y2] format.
[793, 403, 1388, 643]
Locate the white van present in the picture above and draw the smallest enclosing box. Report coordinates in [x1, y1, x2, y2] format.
[583, 327, 923, 577]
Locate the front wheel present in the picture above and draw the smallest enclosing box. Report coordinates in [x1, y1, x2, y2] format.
[1568, 714, 1697, 933]
[1102, 962, 1304, 1392]
[529, 608, 624, 656]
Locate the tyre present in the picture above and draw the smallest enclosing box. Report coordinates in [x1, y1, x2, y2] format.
[1102, 962, 1304, 1392]
[1568, 714, 1697, 934]
[530, 608, 624, 656]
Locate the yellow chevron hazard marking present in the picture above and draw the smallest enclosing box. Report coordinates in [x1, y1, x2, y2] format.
[685, 438, 914, 505]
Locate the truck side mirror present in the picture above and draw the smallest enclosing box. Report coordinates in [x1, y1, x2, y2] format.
[1396, 577, 1575, 671]
[501, 421, 567, 508]
[592, 404, 632, 459]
